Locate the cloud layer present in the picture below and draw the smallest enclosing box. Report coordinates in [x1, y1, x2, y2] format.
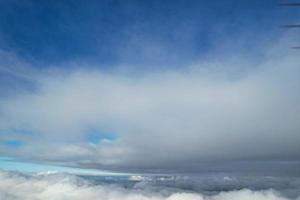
[0, 32, 300, 171]
[1, 171, 300, 200]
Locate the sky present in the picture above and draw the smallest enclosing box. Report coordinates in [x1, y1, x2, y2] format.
[0, 0, 300, 174]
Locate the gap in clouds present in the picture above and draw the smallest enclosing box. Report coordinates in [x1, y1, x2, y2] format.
[0, 156, 129, 176]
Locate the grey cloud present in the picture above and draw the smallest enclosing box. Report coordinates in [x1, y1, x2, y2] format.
[0, 33, 300, 171]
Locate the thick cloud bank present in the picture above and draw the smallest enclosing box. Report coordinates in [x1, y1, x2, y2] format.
[0, 33, 300, 170]
[0, 171, 300, 200]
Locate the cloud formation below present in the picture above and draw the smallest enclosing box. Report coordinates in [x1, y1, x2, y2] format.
[1, 170, 300, 200]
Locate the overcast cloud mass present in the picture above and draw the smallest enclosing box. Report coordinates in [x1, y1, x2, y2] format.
[0, 32, 300, 172]
[0, 0, 300, 174]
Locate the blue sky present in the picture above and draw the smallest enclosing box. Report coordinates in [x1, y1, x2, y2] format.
[0, 156, 129, 175]
[0, 0, 300, 173]
[0, 0, 294, 67]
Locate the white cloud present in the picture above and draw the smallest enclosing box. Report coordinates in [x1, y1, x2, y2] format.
[0, 171, 297, 200]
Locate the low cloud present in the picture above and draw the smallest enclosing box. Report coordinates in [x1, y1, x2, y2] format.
[0, 171, 299, 200]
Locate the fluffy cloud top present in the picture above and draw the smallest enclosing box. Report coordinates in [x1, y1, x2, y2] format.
[1, 171, 300, 200]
